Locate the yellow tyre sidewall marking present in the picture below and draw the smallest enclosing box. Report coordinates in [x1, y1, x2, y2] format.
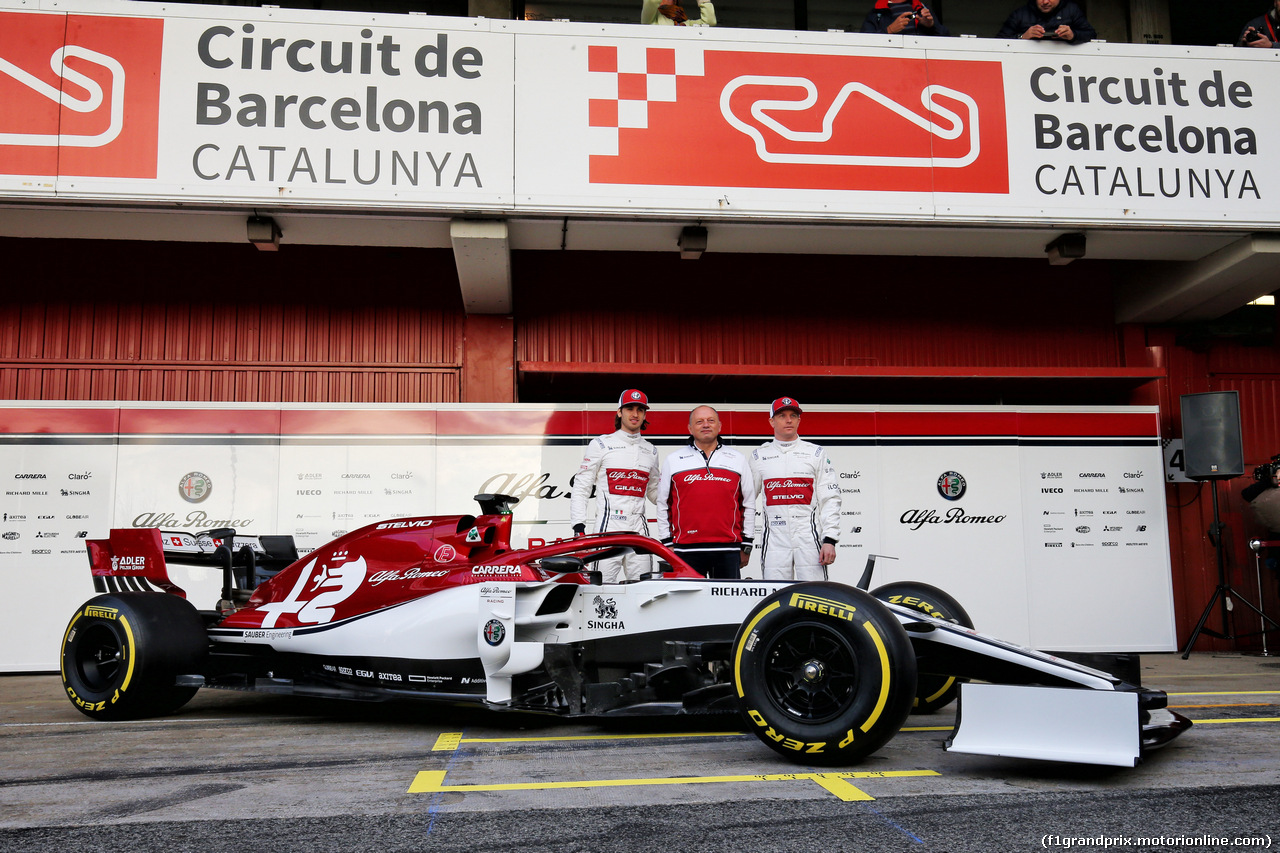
[860, 619, 891, 734]
[60, 611, 83, 683]
[118, 615, 136, 696]
[923, 677, 956, 705]
[734, 600, 780, 698]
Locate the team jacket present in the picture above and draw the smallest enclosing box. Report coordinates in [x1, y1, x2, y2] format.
[569, 430, 660, 533]
[655, 442, 755, 550]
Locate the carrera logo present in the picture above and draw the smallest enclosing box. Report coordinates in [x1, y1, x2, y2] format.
[0, 11, 162, 179]
[587, 46, 1008, 194]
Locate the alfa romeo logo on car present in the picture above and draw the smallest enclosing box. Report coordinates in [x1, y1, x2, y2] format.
[937, 471, 966, 501]
[483, 619, 505, 646]
[178, 472, 212, 503]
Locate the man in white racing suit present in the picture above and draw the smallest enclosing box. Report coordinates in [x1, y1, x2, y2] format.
[570, 389, 661, 582]
[749, 397, 842, 581]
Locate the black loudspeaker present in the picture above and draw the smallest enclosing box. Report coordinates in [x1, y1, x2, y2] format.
[1181, 391, 1245, 480]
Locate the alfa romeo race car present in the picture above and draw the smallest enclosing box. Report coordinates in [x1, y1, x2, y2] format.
[61, 494, 1190, 767]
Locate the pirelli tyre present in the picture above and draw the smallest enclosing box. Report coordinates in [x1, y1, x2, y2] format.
[872, 581, 973, 714]
[60, 592, 208, 721]
[732, 582, 917, 766]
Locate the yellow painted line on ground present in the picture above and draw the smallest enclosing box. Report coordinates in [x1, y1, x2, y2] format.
[431, 731, 743, 749]
[1170, 703, 1276, 709]
[432, 732, 463, 751]
[1169, 690, 1280, 696]
[1158, 673, 1280, 680]
[1186, 717, 1280, 725]
[431, 725, 954, 751]
[408, 768, 940, 802]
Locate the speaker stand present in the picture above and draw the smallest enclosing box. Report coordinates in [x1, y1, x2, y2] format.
[1246, 539, 1280, 657]
[1182, 483, 1280, 658]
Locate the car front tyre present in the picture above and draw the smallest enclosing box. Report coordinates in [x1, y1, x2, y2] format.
[733, 582, 916, 766]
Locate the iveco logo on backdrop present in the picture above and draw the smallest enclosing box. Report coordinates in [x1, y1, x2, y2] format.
[586, 45, 1008, 194]
[0, 12, 163, 178]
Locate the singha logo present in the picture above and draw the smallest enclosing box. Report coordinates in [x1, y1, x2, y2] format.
[589, 595, 624, 630]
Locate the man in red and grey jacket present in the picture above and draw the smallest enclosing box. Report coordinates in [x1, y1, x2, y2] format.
[570, 389, 661, 582]
[749, 397, 842, 581]
[655, 405, 755, 579]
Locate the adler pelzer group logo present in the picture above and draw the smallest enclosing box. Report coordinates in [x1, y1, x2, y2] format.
[587, 45, 1008, 194]
[0, 11, 163, 179]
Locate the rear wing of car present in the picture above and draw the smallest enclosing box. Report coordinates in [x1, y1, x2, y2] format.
[86, 527, 299, 602]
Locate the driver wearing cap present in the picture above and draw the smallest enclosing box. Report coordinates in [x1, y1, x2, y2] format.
[570, 390, 661, 582]
[749, 397, 843, 581]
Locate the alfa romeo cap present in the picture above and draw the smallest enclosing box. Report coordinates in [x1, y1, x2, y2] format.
[771, 396, 802, 417]
[618, 389, 650, 409]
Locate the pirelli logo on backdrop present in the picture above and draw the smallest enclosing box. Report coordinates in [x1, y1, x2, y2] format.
[0, 11, 163, 178]
[586, 45, 1009, 194]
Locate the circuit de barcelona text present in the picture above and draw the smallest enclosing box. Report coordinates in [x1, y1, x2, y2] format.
[1029, 64, 1261, 199]
[189, 26, 487, 187]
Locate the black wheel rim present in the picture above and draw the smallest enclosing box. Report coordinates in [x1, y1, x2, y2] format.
[761, 621, 860, 723]
[75, 623, 125, 691]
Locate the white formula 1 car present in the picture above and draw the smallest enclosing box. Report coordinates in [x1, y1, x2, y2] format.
[61, 494, 1189, 767]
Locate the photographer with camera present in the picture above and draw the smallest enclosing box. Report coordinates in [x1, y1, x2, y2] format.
[997, 0, 1095, 44]
[1237, 0, 1280, 47]
[860, 0, 950, 36]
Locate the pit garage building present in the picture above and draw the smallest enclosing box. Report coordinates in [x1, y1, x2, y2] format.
[2, 0, 1279, 657]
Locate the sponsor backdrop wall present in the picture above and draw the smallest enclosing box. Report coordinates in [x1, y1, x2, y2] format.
[0, 401, 1174, 671]
[1, 0, 1278, 227]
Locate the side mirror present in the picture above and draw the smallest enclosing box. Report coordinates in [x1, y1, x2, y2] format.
[541, 555, 585, 574]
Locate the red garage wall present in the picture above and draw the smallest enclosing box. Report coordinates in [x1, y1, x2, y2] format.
[0, 238, 465, 402]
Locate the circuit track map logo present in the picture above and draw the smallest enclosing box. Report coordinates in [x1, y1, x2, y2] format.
[0, 11, 163, 178]
[586, 45, 1008, 194]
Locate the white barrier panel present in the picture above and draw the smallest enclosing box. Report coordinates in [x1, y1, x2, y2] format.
[0, 401, 1175, 671]
[1, 0, 1277, 227]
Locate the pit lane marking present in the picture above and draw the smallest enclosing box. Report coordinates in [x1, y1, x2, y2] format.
[431, 726, 953, 751]
[408, 768, 940, 802]
[1185, 717, 1280, 725]
[1169, 690, 1280, 696]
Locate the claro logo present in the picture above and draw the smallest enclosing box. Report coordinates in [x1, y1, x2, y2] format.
[586, 46, 1009, 195]
[0, 11, 163, 178]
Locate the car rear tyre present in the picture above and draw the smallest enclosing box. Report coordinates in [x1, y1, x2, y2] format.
[872, 581, 973, 714]
[733, 582, 916, 766]
[61, 592, 207, 721]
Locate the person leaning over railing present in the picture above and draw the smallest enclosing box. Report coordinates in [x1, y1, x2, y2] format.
[1238, 0, 1280, 47]
[641, 0, 716, 26]
[860, 0, 950, 36]
[997, 0, 1095, 44]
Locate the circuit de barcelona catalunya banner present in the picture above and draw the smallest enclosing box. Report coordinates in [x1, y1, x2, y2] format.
[2, 0, 1277, 224]
[0, 402, 1176, 671]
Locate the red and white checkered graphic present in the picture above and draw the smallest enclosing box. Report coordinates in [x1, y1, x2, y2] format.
[584, 43, 1008, 194]
[586, 44, 704, 156]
